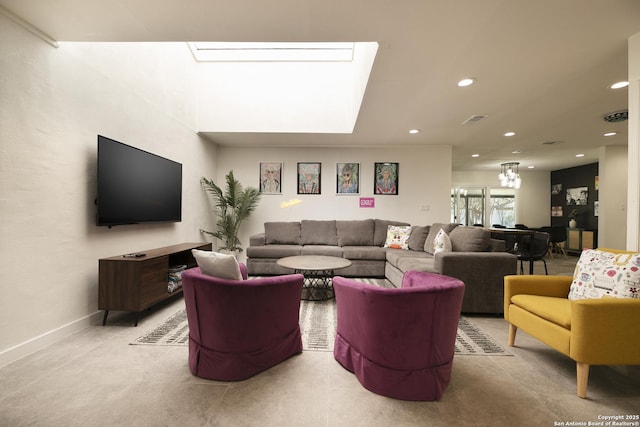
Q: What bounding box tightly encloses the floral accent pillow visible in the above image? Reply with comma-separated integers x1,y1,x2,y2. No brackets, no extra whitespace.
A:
384,225,412,250
433,229,452,254
568,249,640,300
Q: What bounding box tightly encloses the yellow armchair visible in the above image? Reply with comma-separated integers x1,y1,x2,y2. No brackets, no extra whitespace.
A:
504,251,640,398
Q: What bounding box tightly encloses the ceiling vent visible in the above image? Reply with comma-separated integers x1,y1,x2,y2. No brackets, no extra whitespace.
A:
541,140,562,145
603,110,628,122
462,114,488,125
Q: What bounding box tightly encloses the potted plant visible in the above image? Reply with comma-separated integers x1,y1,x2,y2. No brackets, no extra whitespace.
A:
200,171,261,254
568,208,580,228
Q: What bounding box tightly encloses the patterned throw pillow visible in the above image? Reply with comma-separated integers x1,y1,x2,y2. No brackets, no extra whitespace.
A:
568,248,640,300
384,225,412,250
433,229,452,254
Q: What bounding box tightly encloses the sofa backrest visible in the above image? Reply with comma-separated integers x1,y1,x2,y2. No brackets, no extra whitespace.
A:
301,220,338,245
337,219,375,246
449,226,491,252
265,222,301,245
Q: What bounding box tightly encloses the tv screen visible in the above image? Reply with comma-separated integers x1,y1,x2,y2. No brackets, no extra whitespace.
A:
96,135,182,226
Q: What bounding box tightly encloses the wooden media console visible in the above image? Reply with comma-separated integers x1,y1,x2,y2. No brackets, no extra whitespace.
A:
99,242,211,326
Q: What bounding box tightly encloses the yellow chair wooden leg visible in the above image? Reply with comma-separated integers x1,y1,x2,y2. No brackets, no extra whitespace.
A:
577,362,589,398
508,324,517,346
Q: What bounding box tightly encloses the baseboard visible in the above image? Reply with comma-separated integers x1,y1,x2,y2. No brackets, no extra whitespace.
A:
0,311,103,369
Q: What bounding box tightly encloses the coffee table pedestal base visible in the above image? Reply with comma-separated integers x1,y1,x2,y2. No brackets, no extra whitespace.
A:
295,269,336,301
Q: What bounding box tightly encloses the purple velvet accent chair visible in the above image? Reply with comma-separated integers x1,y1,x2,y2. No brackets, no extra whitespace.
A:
332,270,465,401
181,264,304,381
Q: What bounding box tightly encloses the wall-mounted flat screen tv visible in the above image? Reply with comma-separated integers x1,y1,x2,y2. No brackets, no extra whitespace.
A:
96,135,182,226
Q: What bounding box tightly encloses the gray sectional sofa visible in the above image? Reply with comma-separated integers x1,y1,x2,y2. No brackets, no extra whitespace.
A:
246,219,517,314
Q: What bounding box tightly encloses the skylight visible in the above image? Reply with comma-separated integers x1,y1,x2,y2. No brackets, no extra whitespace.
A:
192,42,378,134
188,42,355,62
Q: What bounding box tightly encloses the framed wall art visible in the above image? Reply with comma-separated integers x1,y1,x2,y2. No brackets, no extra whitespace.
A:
336,162,359,195
259,162,282,194
297,162,321,194
566,187,588,206
374,162,398,195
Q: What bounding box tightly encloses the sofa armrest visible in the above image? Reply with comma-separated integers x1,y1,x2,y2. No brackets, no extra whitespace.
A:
434,251,517,313
504,275,573,318
249,233,266,246
435,251,517,277
571,298,640,364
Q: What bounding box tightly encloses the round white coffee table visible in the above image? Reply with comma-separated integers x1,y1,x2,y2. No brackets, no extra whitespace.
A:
277,255,352,300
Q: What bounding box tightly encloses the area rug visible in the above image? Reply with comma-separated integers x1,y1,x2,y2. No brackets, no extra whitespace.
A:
131,277,511,356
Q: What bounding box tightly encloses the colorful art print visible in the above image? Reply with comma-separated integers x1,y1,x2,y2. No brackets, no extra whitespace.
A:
297,162,321,194
374,162,398,195
259,162,283,194
336,163,359,195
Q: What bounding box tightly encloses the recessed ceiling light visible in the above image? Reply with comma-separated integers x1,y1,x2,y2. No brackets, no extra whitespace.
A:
512,150,522,154
604,132,617,137
528,165,535,169
611,81,629,89
409,129,420,134
504,131,516,137
576,154,585,158
471,154,480,158
457,78,476,87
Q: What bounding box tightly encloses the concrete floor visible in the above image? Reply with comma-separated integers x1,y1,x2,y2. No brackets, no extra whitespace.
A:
1,257,639,426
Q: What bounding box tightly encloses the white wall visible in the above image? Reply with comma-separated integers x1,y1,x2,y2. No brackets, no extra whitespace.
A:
453,170,550,228
628,32,640,251
0,17,215,364
212,145,452,260
598,145,628,248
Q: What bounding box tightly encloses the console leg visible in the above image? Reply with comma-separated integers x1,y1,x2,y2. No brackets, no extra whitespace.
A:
102,310,109,326
134,311,141,327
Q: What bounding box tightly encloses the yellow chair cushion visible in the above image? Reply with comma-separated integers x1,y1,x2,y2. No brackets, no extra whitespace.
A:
510,294,571,329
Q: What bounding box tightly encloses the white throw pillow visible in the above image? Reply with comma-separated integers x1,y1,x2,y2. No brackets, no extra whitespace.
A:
568,249,640,300
192,249,242,280
383,225,412,250
433,229,452,254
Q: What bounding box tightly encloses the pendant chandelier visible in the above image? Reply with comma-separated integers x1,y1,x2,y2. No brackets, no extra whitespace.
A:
499,162,521,189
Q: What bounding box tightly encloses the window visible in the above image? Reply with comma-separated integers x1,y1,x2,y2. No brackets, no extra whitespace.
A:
489,188,516,227
451,188,485,226
451,187,516,227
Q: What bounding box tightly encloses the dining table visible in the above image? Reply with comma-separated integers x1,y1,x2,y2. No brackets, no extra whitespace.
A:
487,227,537,274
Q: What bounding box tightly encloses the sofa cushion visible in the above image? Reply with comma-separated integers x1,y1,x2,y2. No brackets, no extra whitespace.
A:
408,225,430,252
191,249,242,280
384,225,412,250
265,222,301,245
301,220,338,246
511,295,571,329
374,219,410,246
300,245,343,257
568,248,640,300
424,223,459,254
433,229,452,254
396,255,437,273
386,248,430,268
449,226,491,252
337,219,374,246
342,246,388,261
246,245,302,259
